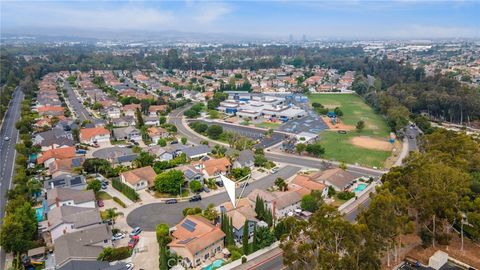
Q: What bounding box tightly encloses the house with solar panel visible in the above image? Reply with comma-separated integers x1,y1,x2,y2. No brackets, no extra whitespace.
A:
168,215,225,268
43,174,86,190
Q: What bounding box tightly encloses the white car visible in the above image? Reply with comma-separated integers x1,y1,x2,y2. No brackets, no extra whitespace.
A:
125,262,134,270
111,232,126,241
4,136,10,141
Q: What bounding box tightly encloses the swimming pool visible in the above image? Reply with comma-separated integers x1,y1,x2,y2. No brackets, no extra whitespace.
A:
202,259,224,270
35,207,44,222
353,183,368,193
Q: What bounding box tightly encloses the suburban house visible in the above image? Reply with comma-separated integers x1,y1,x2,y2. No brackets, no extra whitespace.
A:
144,116,160,126
181,145,212,159
148,105,167,116
37,146,77,168
219,198,259,242
290,174,329,199
47,206,102,242
177,165,204,185
112,126,142,142
46,188,96,212
120,166,157,190
44,174,86,190
111,116,136,127
48,156,85,177
313,168,356,191
247,188,303,219
53,224,112,269
169,215,225,268
123,104,141,117
232,150,255,169
37,105,64,117
147,145,174,161
33,128,75,151
79,127,110,144
147,126,169,143
196,157,231,179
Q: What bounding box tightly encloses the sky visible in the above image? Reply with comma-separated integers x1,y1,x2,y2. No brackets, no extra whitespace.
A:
1,0,479,39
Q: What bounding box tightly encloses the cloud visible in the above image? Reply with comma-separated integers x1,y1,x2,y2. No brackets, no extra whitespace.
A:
2,1,175,31
190,2,233,24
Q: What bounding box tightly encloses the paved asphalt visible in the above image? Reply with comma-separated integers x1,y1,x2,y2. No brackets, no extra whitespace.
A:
405,126,420,151
126,165,301,231
64,81,95,122
0,88,24,270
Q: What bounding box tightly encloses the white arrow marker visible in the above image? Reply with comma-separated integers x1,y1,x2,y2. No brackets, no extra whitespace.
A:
220,174,236,208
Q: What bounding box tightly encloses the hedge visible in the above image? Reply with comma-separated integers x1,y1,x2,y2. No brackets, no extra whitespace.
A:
112,178,140,201
113,197,126,208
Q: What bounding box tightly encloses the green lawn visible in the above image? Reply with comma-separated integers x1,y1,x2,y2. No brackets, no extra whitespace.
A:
255,122,281,129
96,191,112,200
307,94,392,168
308,93,390,137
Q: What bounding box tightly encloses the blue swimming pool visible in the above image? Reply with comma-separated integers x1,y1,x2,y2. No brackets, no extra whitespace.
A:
202,259,224,270
353,183,368,193
35,207,44,222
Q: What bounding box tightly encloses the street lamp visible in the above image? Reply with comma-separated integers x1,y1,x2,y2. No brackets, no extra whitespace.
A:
460,212,467,253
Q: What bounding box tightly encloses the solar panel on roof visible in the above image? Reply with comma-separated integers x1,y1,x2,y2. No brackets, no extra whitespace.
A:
181,220,197,232
52,179,66,187
70,177,83,186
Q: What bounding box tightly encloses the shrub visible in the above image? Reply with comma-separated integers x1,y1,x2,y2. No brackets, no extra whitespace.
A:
113,197,126,208
337,191,355,200
112,178,140,201
98,247,131,262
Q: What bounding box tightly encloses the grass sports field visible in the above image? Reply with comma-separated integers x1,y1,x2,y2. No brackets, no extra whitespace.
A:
307,93,395,168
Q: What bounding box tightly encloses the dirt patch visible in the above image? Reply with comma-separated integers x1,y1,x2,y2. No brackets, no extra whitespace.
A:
322,103,340,109
350,136,393,151
321,116,355,131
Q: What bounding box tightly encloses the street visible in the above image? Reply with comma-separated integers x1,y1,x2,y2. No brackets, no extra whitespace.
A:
63,81,96,122
0,88,24,270
126,165,301,231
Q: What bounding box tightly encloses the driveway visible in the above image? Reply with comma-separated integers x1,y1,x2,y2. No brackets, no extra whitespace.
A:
126,165,301,230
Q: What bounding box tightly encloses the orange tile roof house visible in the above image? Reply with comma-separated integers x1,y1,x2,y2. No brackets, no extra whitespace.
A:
169,215,225,268
147,126,169,143
37,146,77,167
291,174,328,198
36,106,65,116
79,127,110,144
122,104,141,117
148,105,167,116
120,166,156,190
199,157,231,179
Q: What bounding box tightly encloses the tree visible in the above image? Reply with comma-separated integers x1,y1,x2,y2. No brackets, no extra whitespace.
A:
295,143,306,154
87,179,102,193
334,107,343,117
274,177,288,191
202,204,219,221
155,170,185,195
305,143,325,157
132,151,156,168
301,194,321,212
254,154,268,167
252,226,275,252
190,122,208,133
231,167,251,180
158,138,167,147
189,180,203,193
159,116,166,125
135,108,144,128
356,120,365,132
339,161,347,170
242,220,250,255
181,137,187,145
0,201,37,254
206,124,223,139
105,208,123,228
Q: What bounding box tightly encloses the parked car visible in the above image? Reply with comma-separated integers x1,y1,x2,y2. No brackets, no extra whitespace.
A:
189,195,202,202
125,263,134,270
203,186,210,193
112,232,126,241
129,227,142,237
271,167,279,174
216,181,224,187
337,130,347,134
165,199,178,204
240,182,249,188
97,200,104,207
128,236,139,248
101,184,107,190
4,136,10,141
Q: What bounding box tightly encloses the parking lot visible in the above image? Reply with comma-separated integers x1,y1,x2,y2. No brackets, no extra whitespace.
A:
278,110,329,134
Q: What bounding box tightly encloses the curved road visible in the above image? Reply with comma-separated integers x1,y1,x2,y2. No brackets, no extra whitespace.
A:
127,165,301,231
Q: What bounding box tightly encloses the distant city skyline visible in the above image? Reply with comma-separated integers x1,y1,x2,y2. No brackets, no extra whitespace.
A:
1,0,479,39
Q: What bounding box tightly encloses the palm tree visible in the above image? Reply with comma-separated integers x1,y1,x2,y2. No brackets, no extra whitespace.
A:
105,208,123,229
